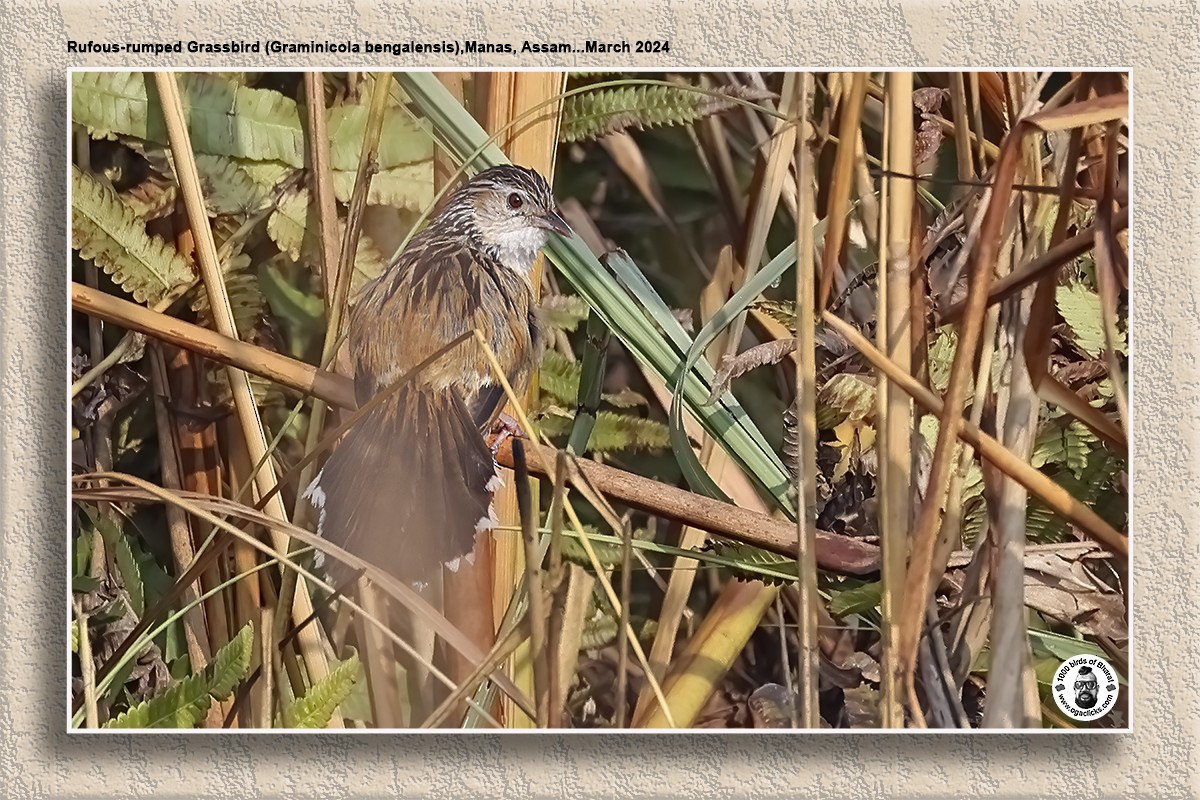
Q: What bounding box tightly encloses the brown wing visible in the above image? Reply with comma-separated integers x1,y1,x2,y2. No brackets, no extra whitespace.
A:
349,234,539,422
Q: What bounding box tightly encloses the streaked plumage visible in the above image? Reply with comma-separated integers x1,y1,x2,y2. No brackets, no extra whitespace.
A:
305,165,569,587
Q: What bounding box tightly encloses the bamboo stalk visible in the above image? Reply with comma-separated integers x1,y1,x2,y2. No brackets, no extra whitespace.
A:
477,70,566,727
791,72,821,728
819,72,868,308
637,580,780,728
879,71,916,727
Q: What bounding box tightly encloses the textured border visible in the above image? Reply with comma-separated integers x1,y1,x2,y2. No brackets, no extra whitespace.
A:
4,1,1198,797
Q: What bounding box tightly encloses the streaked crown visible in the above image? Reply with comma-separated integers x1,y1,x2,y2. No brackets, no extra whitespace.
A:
433,164,570,273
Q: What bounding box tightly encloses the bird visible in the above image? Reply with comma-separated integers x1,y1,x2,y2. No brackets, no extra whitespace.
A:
303,164,571,588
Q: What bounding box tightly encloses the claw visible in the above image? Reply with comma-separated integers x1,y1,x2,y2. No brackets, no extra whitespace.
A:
485,412,524,454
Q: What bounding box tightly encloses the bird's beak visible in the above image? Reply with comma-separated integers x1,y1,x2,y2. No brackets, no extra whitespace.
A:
538,208,573,237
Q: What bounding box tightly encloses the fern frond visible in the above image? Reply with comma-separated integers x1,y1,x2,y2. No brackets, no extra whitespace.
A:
540,409,669,452
702,541,796,586
103,670,211,729
73,71,305,165
189,253,261,336
192,154,271,217
71,165,194,304
73,72,434,171
538,349,582,406
1031,419,1098,479
276,653,361,728
560,83,774,143
817,373,876,429
112,535,144,619
540,294,591,331
753,299,798,330
118,168,176,221
828,580,883,617
331,162,433,210
267,186,387,290
560,525,654,569
205,622,255,701
104,623,252,728
1057,281,1126,358
326,104,434,171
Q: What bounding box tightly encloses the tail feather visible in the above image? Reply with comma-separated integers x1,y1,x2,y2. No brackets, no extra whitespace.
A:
304,384,498,587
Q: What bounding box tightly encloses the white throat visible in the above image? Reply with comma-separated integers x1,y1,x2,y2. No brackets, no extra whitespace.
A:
490,226,549,274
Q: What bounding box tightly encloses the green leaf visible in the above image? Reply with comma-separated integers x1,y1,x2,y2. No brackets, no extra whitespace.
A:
73,72,306,165
113,535,144,618
754,299,797,330
927,329,957,393
276,653,361,728
540,294,591,331
189,254,262,337
104,670,212,729
73,72,434,171
71,165,194,304
237,159,297,189
580,603,620,650
1057,281,1125,358
267,186,388,290
331,162,433,209
72,575,103,594
702,541,798,586
259,258,324,329
326,104,434,171
560,525,654,569
192,154,271,217
538,349,582,405
207,622,255,701
829,581,883,617
1028,631,1123,681
104,622,253,727
817,373,877,428
1031,419,1097,478
540,409,669,453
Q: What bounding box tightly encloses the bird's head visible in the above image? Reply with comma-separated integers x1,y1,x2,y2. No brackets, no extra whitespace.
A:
453,165,572,272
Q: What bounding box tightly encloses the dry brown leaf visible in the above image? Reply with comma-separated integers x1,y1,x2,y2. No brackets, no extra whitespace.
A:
1022,553,1127,640
705,338,797,404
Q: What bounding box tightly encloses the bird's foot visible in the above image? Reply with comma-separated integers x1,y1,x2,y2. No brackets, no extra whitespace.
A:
485,412,524,455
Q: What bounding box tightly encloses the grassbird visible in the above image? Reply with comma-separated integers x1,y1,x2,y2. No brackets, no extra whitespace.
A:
304,165,570,587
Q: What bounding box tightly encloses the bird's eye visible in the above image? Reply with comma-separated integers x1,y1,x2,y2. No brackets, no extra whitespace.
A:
506,192,524,210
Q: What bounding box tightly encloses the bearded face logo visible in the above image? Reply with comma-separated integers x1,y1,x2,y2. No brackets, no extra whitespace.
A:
1074,666,1099,709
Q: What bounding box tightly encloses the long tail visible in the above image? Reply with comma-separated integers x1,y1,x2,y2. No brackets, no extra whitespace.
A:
304,384,499,587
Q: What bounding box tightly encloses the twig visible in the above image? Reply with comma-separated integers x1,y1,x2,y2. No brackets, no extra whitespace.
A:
73,599,99,728
495,440,879,574
545,453,568,728
939,207,1129,324
513,441,550,727
146,343,213,673
615,518,633,728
